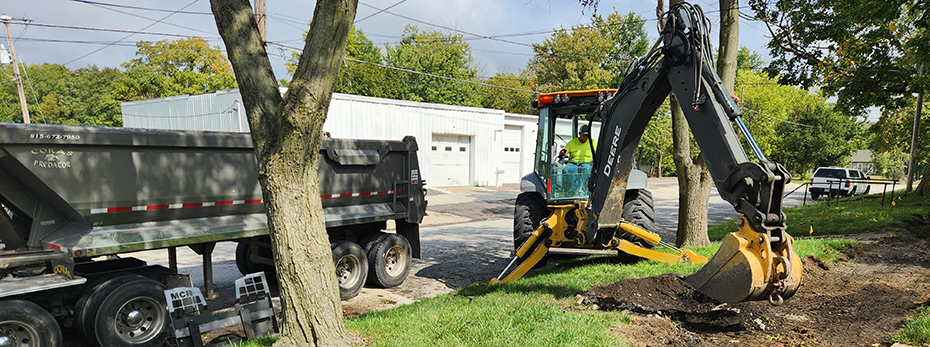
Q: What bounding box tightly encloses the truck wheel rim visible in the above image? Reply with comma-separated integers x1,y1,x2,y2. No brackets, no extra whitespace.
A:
114,296,166,343
337,255,362,287
384,246,408,277
0,320,39,347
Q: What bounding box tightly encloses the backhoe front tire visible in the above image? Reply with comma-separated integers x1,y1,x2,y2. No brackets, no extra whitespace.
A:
514,192,550,269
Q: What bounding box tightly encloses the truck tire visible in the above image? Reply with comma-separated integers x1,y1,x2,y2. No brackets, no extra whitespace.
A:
362,233,411,288
811,192,820,200
74,273,147,344
0,299,62,347
620,190,657,249
513,192,550,268
88,277,170,347
332,241,368,300
236,242,258,275
236,242,278,283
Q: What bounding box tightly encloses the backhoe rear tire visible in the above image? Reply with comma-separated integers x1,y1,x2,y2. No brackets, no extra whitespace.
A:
619,190,656,261
514,192,550,269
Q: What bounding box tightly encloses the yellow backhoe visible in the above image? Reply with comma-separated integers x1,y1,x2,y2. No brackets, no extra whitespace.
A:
491,2,802,305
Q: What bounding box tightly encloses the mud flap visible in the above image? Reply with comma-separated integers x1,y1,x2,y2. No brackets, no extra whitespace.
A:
684,216,802,304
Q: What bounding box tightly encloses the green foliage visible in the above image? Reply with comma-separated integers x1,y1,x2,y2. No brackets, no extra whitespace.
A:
527,11,649,92
639,106,674,176
124,37,237,95
382,25,482,107
480,72,537,114
736,69,864,176
870,148,908,181
736,46,766,73
749,0,930,113
0,64,124,127
0,37,236,127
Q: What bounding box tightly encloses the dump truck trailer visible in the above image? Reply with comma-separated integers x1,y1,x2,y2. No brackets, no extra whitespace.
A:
0,123,425,347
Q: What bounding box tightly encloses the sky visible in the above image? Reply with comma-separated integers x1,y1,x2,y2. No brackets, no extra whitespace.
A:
0,0,776,82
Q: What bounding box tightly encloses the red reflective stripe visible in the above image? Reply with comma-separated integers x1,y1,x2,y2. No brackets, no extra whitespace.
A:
397,190,405,194
245,199,262,204
109,207,132,213
48,243,61,251
215,201,234,206
182,203,203,208
359,192,372,196
147,205,170,210
320,194,333,199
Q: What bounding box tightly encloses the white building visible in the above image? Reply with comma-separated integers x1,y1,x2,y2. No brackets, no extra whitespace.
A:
121,90,601,187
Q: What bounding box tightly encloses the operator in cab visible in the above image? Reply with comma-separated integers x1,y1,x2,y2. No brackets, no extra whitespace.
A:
559,125,596,195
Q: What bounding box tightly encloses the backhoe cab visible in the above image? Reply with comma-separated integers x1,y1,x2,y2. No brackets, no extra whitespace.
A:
492,2,802,306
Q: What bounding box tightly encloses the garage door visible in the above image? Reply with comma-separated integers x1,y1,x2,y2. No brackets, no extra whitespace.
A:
502,125,523,183
431,134,471,186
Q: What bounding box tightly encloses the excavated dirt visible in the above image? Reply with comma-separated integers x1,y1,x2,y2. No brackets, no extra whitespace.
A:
584,224,930,346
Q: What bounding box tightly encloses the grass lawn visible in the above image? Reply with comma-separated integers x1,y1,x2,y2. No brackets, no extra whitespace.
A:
232,189,930,347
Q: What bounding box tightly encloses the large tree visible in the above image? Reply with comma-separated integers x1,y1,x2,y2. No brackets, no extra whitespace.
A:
210,0,357,346
382,25,482,107
124,37,238,95
749,0,930,192
526,10,649,92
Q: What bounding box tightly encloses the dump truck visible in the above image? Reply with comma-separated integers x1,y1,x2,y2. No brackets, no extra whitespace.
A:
493,2,802,306
0,123,425,347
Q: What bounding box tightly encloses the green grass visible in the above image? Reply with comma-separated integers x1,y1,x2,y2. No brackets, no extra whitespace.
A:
347,238,853,347
219,239,853,347
225,190,930,347
896,306,930,345
708,190,930,240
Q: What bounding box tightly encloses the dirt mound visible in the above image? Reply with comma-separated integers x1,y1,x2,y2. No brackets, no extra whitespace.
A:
585,228,930,346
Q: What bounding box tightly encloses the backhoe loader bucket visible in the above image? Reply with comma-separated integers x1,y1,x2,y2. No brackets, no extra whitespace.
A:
684,216,802,304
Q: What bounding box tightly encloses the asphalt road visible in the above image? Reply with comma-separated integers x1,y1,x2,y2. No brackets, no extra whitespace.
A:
63,177,815,346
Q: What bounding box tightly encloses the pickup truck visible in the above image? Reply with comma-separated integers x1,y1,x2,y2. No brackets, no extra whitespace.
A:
808,167,871,199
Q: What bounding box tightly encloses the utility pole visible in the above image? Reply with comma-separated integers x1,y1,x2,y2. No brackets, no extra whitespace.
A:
1,15,31,124
907,63,925,191
254,0,267,42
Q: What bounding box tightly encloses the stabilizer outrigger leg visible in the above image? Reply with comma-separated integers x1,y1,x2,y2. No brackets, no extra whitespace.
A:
490,217,552,285
490,216,707,285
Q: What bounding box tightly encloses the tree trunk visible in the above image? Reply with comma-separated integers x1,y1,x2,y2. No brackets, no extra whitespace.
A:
656,152,663,178
210,0,358,346
916,161,930,195
671,94,713,247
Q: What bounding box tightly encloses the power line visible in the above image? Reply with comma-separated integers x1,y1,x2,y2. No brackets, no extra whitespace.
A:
357,1,533,47
63,0,201,66
77,0,217,36
7,22,220,40
66,0,213,15
355,0,408,24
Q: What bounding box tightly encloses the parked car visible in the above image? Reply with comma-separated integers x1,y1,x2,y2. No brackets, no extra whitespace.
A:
809,167,871,199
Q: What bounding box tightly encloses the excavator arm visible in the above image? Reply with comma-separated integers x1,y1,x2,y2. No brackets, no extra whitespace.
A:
492,2,801,305
589,2,800,304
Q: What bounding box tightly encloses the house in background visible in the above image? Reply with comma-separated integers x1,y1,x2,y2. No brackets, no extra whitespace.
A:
848,150,874,174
